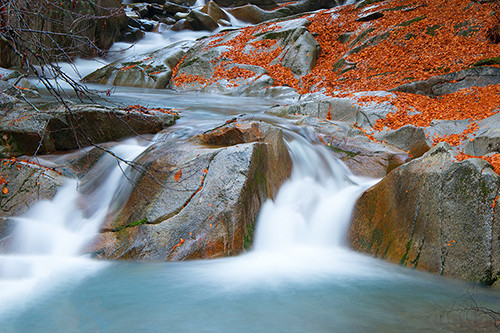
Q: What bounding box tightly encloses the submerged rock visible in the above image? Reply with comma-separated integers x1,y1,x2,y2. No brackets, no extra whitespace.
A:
90,120,292,260
348,143,500,285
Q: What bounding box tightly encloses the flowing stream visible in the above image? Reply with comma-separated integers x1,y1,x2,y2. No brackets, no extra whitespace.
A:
1,10,499,332
0,90,499,332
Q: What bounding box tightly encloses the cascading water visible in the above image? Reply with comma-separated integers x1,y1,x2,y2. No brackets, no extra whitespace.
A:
0,111,498,332
0,139,148,316
254,133,375,252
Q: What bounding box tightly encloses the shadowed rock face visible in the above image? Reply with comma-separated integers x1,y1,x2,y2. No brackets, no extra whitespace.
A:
0,104,177,157
0,161,64,246
348,143,500,285
90,120,292,261
0,0,127,68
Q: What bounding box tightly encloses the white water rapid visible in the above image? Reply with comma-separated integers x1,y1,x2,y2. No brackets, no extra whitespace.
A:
0,139,148,316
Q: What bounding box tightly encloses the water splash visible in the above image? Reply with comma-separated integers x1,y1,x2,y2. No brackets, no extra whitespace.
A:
189,134,379,290
0,139,148,317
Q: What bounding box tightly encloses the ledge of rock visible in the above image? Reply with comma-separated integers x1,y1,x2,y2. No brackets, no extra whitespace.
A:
0,104,177,157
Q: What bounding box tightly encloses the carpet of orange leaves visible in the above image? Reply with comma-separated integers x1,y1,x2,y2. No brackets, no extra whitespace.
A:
303,0,499,172
172,23,299,89
171,0,500,172
456,152,500,174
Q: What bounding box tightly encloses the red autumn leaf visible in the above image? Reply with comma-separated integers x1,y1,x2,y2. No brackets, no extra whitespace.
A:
174,170,182,181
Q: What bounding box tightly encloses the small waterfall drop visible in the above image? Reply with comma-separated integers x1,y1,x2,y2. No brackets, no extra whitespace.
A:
195,133,379,288
253,136,375,252
0,139,148,316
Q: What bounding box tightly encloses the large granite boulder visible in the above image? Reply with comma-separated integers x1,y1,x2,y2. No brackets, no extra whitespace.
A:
172,17,319,94
90,120,292,260
348,143,500,285
83,40,194,89
227,0,346,24
214,0,277,10
0,104,177,157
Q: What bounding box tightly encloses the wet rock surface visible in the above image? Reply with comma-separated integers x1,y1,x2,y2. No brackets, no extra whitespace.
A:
90,119,291,260
0,160,64,244
348,143,500,285
0,104,177,157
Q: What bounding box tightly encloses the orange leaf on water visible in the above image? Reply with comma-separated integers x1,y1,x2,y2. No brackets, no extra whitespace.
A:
174,170,182,181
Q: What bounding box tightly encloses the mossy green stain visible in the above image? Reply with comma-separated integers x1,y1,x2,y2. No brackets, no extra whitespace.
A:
381,241,391,259
398,15,426,27
113,218,147,232
473,57,500,67
368,228,383,252
244,221,255,250
327,145,360,158
356,0,384,9
178,57,200,69
382,5,410,12
426,25,442,36
400,237,413,265
349,28,375,48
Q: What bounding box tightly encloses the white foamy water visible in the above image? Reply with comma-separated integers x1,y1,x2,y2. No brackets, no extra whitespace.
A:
0,139,148,317
185,134,380,290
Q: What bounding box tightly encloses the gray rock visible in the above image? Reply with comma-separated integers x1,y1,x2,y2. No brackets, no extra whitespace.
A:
349,143,500,285
214,0,277,10
201,1,230,23
169,0,197,5
270,96,360,122
164,1,190,15
298,116,412,178
0,160,63,243
84,40,194,89
90,120,292,260
0,79,39,99
464,127,500,156
0,68,23,81
171,18,194,31
187,9,219,31
391,66,500,96
227,4,281,24
0,92,19,112
354,92,398,128
279,28,320,77
0,104,177,157
374,125,431,158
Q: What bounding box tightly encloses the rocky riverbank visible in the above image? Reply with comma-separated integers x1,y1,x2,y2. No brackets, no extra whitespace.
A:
0,0,499,286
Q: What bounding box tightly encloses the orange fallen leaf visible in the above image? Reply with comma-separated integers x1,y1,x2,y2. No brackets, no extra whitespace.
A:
2,187,8,194
174,170,182,181
171,237,185,251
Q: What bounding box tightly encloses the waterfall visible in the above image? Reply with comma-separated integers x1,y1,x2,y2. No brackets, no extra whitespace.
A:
0,139,148,316
192,133,379,289
254,135,376,252
0,119,378,311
